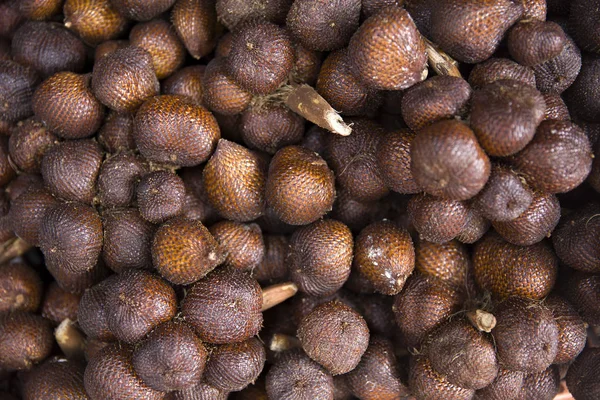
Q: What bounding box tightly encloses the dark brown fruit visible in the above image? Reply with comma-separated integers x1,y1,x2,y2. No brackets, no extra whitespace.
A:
48,260,109,295
137,171,185,223
11,22,86,78
40,281,81,325
63,0,127,45
153,217,223,285
565,272,600,326
97,111,136,153
470,80,546,157
0,1,23,38
0,312,53,370
565,347,600,400
33,72,104,140
553,203,600,273
204,337,266,392
331,189,387,233
407,194,469,244
110,0,176,21
565,53,600,122
345,336,409,400
130,19,185,80
492,191,560,246
209,221,264,272
0,136,15,187
169,381,228,400
215,0,291,30
542,92,570,121
266,145,335,225
287,0,360,51
8,119,58,174
172,0,218,59
515,365,560,400
430,0,523,64
102,208,155,272
544,295,586,364
41,139,104,203
4,188,54,246
456,207,490,244
5,173,44,202
297,300,369,375
509,120,593,193
92,46,159,113
289,219,353,297
401,76,471,131
409,356,475,400
532,35,581,94
39,202,102,274
180,166,219,225
203,139,266,222
570,0,600,52
348,6,427,90
508,21,566,67
290,43,321,86
414,239,471,293
266,349,334,400
328,118,388,202
94,39,130,60
201,57,252,116
182,267,263,344
134,95,220,166
239,104,304,154
227,20,294,95
392,274,464,348
97,153,147,208
474,165,534,222
474,368,525,400
356,294,396,338
252,235,289,284
162,65,206,106
105,269,177,343
0,61,40,123
492,297,559,373
84,343,164,400
316,49,382,117
425,319,498,390
77,275,118,341
22,358,87,400
353,220,414,295
473,233,557,300
133,321,207,392
411,120,490,200
468,58,536,89
0,261,42,314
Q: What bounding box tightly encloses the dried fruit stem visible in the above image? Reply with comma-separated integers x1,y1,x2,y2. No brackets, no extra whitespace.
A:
0,237,31,264
261,282,298,311
424,38,462,78
284,84,352,136
55,318,86,360
269,333,301,352
467,309,496,332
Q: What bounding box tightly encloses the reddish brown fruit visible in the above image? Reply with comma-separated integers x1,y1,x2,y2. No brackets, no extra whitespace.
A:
522,0,546,19
415,239,471,293
508,21,567,67
152,217,223,285
532,35,582,94
203,139,266,222
468,58,536,89
84,344,165,400
290,43,321,86
162,65,205,106
473,233,557,300
226,20,294,95
348,6,426,90
182,267,263,344
543,93,570,121
297,300,369,375
77,275,118,341
252,235,289,284
137,171,185,223
544,295,586,365
18,0,61,20
92,46,159,113
0,136,15,187
0,312,53,370
287,0,360,52
202,57,252,116
133,321,207,392
169,381,228,400
408,194,469,244
41,139,104,204
509,120,593,193
134,95,220,166
11,22,86,78
204,337,266,392
266,145,335,225
39,202,103,274
40,282,81,325
97,153,147,208
8,119,58,174
105,269,177,343
0,61,40,123
209,221,264,272
239,104,305,154
0,261,42,314
63,0,128,45
474,368,525,400
94,39,129,61
353,220,414,295
455,207,490,244
22,358,87,399
110,0,176,21
492,297,559,373
289,219,353,297
553,203,600,273
470,80,546,157
492,191,560,246
9,188,58,246
409,356,475,400
97,111,136,153
565,347,600,400
172,0,218,59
